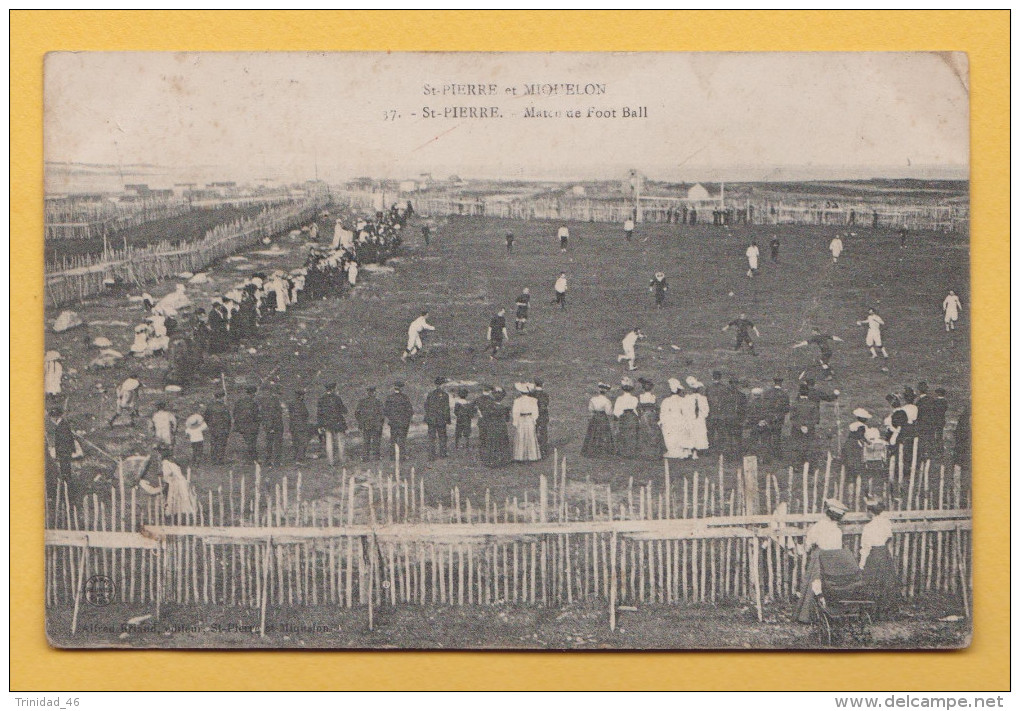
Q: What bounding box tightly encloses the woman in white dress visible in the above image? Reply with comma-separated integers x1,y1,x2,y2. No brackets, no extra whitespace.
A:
511,383,541,462
44,350,63,396
160,451,197,518
659,378,689,459
685,377,710,457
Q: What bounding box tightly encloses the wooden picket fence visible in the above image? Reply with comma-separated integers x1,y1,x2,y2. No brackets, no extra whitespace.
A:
45,446,971,635
397,191,966,232
44,198,328,308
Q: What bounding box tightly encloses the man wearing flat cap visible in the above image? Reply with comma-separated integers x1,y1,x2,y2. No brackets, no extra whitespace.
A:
355,386,384,462
384,381,414,460
424,376,452,460
317,382,348,466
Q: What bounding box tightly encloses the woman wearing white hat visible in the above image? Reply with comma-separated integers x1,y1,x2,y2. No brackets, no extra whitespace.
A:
511,383,541,462
659,379,688,460
685,378,710,458
44,351,63,396
795,497,857,623
847,407,886,476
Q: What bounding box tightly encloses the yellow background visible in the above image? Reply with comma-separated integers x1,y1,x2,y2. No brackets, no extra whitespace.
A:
11,10,1009,691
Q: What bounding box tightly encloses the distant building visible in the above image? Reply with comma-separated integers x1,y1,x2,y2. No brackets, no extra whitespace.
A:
399,180,419,193
570,185,587,197
687,183,711,201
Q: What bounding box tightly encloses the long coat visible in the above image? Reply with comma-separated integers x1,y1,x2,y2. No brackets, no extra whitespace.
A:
317,393,348,432
424,388,452,427
384,393,414,434
355,395,384,433
204,400,232,437
232,395,259,435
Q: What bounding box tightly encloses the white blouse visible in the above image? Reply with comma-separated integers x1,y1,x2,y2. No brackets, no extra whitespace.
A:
588,394,613,415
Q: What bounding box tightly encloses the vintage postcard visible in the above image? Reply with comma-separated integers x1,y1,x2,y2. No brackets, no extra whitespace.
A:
43,51,971,650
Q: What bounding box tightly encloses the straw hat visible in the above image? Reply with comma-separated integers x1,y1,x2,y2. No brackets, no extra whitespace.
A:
852,408,872,419
44,350,61,361
667,378,683,393
824,498,848,515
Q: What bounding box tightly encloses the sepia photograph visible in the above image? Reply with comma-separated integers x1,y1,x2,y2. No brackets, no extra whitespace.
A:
42,51,971,651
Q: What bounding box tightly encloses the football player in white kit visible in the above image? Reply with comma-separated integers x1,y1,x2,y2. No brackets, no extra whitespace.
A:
745,240,760,277
942,290,963,331
402,309,435,362
616,328,644,371
829,234,844,263
856,308,889,359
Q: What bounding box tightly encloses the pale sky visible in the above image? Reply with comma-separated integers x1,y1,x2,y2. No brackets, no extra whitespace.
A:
44,52,969,183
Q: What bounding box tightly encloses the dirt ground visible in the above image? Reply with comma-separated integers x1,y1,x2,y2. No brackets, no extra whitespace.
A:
48,593,970,650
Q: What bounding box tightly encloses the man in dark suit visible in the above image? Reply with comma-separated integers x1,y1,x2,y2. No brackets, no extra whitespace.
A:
258,387,285,467
232,385,260,463
424,376,451,460
317,382,348,465
288,389,311,462
533,378,550,458
705,370,729,450
384,381,414,460
49,408,77,500
355,386,384,461
204,391,232,464
762,377,791,460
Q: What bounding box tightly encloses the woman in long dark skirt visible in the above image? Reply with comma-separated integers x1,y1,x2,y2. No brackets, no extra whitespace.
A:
860,496,901,617
481,388,513,467
636,378,664,460
614,378,640,458
581,383,615,458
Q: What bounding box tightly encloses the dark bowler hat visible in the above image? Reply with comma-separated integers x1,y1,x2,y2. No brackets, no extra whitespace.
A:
435,376,448,386
245,385,258,394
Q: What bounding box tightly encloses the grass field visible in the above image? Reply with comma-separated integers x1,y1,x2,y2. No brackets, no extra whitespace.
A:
46,210,969,507
43,206,971,648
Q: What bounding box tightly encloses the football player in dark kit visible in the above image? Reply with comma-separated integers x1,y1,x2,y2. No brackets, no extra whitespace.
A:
722,313,760,355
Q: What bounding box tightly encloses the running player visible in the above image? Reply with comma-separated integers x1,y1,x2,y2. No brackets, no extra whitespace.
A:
616,328,644,371
723,314,760,355
401,309,435,362
942,290,963,332
856,308,889,359
793,327,844,380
